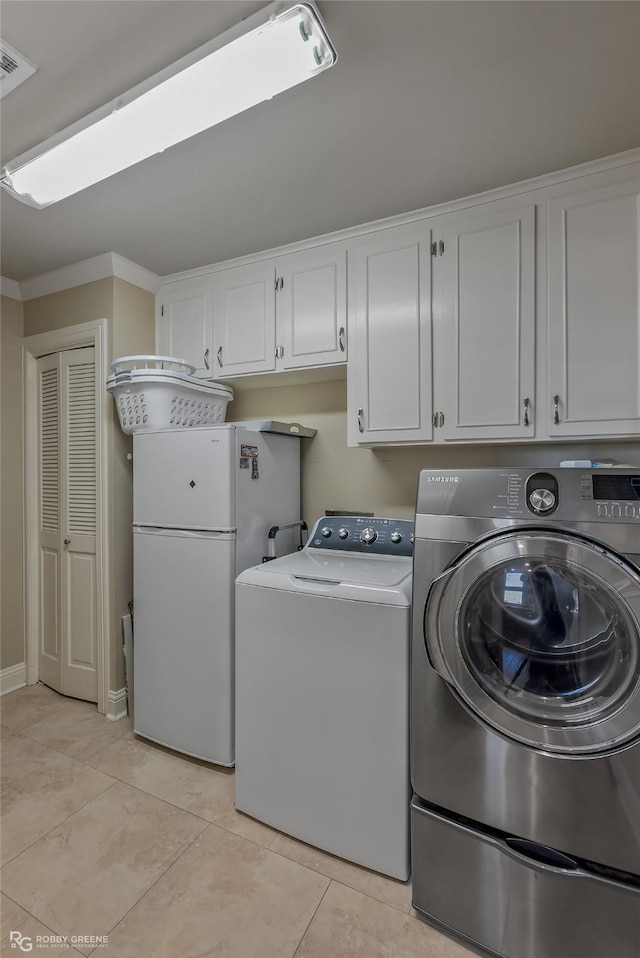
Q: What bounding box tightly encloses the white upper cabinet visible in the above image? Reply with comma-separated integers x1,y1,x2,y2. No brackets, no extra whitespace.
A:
278,246,347,370
156,277,213,377
547,177,640,437
347,223,433,445
212,243,347,377
435,203,536,441
212,262,277,376
156,151,640,445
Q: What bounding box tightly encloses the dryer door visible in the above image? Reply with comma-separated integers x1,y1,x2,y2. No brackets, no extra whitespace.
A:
425,530,640,754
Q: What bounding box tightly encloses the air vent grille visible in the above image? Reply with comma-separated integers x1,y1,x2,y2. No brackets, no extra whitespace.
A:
0,39,36,98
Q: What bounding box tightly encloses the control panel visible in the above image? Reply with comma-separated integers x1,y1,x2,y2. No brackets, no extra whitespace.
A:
308,516,414,556
416,468,640,524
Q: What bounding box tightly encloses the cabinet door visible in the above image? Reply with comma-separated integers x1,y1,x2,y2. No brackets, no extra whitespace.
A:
548,179,640,437
157,278,213,377
347,224,433,445
437,204,536,441
212,263,276,376
276,244,347,369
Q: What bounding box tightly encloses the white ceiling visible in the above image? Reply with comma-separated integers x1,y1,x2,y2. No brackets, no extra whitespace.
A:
1,1,639,282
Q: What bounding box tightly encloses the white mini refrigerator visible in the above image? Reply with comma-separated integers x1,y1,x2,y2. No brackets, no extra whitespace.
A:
132,424,301,766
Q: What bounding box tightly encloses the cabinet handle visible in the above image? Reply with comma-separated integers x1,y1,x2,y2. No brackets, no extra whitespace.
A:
432,412,438,428
204,348,210,371
357,408,365,433
64,538,71,545
523,397,530,427
553,394,560,425
438,411,444,428
217,346,223,368
339,327,346,352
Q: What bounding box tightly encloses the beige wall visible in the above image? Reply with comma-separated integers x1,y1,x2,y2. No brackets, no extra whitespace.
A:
21,278,155,696
23,279,114,336
111,279,155,690
1,296,25,671
229,378,640,525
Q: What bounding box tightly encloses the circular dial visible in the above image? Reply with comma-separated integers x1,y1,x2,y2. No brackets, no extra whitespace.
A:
360,527,378,544
338,528,349,539
390,531,402,543
529,489,557,513
320,526,332,538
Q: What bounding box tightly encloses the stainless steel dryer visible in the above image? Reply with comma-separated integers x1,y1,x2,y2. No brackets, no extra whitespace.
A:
411,468,640,958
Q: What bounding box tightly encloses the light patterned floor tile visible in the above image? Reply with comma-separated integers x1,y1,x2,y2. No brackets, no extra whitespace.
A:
0,892,29,937
294,881,476,958
1,781,206,956
85,732,201,799
164,764,277,847
21,702,130,761
270,833,412,913
0,684,71,732
104,823,330,958
1,733,114,865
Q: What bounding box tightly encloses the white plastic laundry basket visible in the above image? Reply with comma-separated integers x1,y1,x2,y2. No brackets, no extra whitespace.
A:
107,356,233,434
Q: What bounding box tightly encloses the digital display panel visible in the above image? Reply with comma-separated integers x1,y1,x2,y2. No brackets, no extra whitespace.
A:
592,475,640,502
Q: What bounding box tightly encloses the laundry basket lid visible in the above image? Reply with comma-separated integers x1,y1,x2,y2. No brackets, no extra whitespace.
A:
110,355,196,376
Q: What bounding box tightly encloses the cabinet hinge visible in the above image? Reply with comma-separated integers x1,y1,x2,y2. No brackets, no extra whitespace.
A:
160,305,164,316
275,276,284,291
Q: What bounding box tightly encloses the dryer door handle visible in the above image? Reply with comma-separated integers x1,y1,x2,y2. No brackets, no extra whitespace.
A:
423,566,459,681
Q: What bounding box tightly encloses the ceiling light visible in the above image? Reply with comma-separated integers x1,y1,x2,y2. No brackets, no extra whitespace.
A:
0,1,336,209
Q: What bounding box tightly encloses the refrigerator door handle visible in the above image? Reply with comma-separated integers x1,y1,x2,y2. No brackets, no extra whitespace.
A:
133,525,236,539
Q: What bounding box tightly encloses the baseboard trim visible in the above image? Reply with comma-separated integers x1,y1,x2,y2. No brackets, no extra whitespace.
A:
105,687,128,722
1,663,27,695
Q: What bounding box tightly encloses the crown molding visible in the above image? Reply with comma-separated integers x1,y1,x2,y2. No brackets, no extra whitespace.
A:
17,252,161,302
1,276,22,300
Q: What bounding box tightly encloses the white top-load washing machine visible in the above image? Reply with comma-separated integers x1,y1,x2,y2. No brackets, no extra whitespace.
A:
235,515,414,881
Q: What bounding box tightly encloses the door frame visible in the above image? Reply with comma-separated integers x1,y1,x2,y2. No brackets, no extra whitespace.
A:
23,319,110,715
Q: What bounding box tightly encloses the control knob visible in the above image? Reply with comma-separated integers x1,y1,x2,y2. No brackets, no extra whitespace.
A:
338,528,350,539
320,526,332,538
390,531,402,543
529,489,556,514
360,527,378,544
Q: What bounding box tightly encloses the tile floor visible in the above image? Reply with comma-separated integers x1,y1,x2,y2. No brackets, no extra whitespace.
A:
1,684,476,958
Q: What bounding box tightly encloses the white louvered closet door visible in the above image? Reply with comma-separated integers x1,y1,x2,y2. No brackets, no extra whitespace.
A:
37,347,98,701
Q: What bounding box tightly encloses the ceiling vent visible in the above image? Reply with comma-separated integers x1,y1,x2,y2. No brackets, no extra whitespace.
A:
0,39,37,98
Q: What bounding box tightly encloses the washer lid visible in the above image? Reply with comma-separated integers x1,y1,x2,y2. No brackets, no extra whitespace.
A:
237,550,413,606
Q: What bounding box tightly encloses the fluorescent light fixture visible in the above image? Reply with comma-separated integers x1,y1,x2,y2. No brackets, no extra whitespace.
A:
1,1,336,208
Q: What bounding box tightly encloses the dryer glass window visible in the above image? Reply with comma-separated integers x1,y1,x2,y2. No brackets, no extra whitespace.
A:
458,557,640,727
